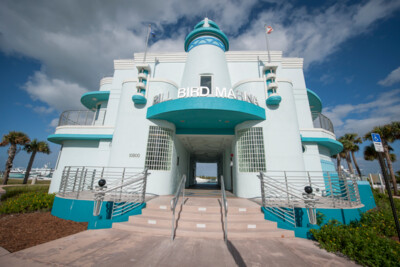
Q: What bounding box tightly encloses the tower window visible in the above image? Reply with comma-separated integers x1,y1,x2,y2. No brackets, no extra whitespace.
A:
200,75,212,94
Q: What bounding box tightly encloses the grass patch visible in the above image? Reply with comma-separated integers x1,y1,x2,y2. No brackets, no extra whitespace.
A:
0,184,54,214
0,178,51,185
0,191,55,214
1,185,50,201
311,190,400,266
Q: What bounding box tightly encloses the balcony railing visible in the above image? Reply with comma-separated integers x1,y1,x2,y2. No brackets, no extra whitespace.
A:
58,110,106,127
312,112,334,133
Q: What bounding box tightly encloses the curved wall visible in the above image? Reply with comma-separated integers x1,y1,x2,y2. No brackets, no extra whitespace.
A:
181,42,231,95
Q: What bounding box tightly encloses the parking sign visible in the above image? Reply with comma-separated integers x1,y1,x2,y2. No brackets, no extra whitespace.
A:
371,133,384,152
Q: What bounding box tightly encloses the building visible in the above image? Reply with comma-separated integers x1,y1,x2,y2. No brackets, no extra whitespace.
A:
49,19,374,235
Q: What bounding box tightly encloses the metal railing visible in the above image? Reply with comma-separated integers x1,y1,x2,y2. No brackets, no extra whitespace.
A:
258,171,362,227
171,174,186,241
220,176,228,243
312,112,334,133
59,166,144,198
93,169,148,218
58,110,107,127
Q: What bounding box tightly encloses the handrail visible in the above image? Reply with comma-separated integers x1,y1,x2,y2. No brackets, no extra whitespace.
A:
58,109,107,127
312,112,334,133
220,176,228,243
258,170,362,227
93,169,149,217
170,174,186,241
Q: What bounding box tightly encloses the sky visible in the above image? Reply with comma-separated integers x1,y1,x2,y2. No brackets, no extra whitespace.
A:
0,0,400,176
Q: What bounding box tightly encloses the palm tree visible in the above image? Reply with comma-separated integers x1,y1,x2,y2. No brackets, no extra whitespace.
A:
332,150,346,176
364,143,396,186
338,136,355,175
344,133,363,177
0,131,30,185
364,121,400,195
23,139,51,184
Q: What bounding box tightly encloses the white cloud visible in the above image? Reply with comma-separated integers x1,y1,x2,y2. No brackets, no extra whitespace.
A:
0,0,399,111
49,118,59,128
378,66,400,86
24,71,87,111
323,89,400,136
33,106,54,114
231,0,400,68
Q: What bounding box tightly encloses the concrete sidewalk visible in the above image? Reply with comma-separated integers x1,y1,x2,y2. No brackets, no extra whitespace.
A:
0,228,357,267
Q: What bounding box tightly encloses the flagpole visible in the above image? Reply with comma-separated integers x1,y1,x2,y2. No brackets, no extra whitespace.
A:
143,24,151,63
264,24,271,63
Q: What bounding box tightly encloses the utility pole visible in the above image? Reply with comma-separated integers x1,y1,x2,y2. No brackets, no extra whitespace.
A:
373,133,400,240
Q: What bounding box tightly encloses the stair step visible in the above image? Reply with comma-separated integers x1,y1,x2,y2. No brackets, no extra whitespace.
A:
228,229,295,239
141,209,266,222
113,221,294,239
128,216,278,231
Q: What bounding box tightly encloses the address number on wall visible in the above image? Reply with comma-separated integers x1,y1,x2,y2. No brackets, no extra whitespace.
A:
129,153,140,158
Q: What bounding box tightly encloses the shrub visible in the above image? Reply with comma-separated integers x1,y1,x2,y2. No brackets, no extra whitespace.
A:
311,190,400,266
311,220,400,266
1,185,49,201
0,191,55,214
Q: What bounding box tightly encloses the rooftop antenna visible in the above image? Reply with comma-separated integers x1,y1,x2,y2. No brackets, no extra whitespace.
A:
264,24,273,63
143,24,151,63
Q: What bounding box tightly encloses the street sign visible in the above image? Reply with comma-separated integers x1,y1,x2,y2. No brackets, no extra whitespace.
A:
371,133,384,152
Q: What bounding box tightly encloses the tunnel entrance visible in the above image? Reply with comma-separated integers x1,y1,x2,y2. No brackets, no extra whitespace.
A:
177,134,234,191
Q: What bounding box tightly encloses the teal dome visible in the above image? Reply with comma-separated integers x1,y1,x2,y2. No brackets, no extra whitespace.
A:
184,18,229,52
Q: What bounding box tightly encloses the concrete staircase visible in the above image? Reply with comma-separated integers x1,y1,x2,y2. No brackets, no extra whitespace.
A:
113,195,295,239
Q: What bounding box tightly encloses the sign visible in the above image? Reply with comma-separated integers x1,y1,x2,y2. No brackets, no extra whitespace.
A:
177,87,259,106
371,133,384,152
129,153,140,158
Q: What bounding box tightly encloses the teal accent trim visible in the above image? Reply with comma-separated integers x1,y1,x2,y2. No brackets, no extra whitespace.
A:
187,36,226,52
301,137,343,155
81,91,110,110
48,134,113,144
266,95,282,106
185,27,229,52
51,196,145,229
176,128,235,135
132,94,147,104
307,88,322,114
262,182,375,239
194,19,220,30
358,181,376,211
147,97,265,129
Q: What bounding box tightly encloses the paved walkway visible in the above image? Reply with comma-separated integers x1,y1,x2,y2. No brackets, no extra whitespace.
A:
0,228,357,266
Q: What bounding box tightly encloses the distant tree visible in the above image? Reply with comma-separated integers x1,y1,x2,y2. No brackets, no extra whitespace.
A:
338,136,355,175
23,139,51,184
344,133,363,177
332,150,346,176
0,131,30,185
364,121,400,195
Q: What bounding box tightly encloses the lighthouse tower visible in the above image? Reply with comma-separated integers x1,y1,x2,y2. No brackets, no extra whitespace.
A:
181,18,231,94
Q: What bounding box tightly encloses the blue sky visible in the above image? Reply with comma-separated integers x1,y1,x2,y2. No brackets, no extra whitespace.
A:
0,0,400,175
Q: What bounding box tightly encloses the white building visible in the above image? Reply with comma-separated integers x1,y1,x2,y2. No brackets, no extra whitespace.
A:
49,18,342,198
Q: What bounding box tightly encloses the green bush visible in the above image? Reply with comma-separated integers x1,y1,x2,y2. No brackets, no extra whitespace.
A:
311,190,400,266
0,191,55,214
1,185,50,201
0,178,51,185
311,220,400,266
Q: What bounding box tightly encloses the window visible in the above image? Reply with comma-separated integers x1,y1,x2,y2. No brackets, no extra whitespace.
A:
237,127,266,172
145,126,173,170
200,75,212,94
